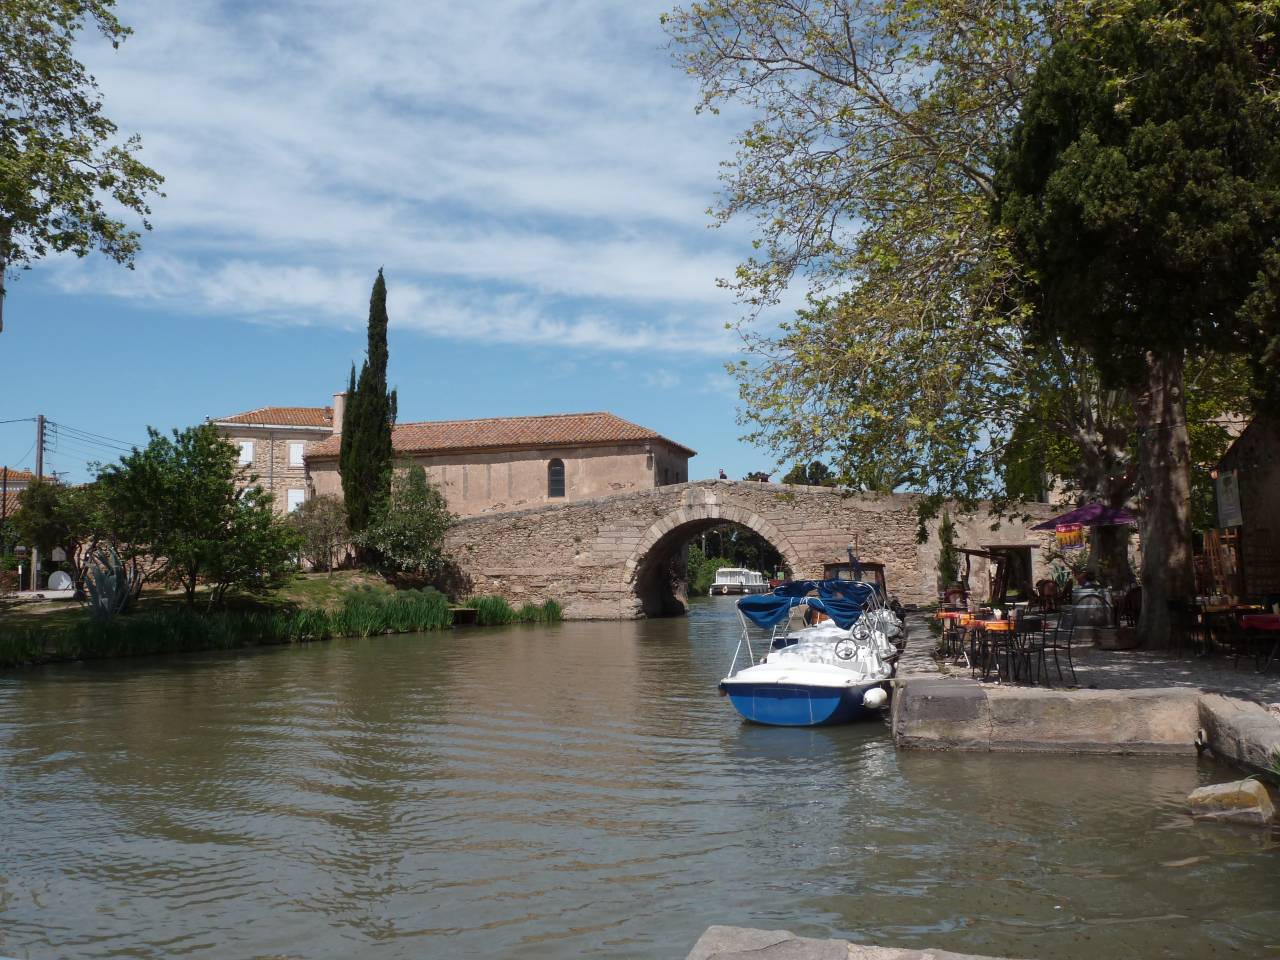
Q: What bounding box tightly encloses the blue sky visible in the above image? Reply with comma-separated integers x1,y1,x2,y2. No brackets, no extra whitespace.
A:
0,0,800,484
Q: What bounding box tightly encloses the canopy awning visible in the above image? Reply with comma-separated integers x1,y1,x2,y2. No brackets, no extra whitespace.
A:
737,580,877,629
1031,503,1136,530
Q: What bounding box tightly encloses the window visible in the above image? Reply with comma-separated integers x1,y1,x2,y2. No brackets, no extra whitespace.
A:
287,488,305,513
288,441,305,467
238,440,254,465
547,458,565,498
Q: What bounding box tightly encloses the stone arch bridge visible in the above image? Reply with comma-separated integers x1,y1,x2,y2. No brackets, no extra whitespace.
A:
445,479,1056,619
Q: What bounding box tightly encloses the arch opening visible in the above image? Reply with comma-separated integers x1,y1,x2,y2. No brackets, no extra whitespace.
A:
629,518,795,618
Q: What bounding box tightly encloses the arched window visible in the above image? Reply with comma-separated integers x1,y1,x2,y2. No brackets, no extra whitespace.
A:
547,458,565,498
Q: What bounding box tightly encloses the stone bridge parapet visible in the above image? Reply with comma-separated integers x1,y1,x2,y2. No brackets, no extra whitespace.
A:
444,479,1057,619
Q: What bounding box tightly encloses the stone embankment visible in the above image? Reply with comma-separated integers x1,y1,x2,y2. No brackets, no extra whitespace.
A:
687,926,1022,960
892,614,1280,774
892,674,1280,775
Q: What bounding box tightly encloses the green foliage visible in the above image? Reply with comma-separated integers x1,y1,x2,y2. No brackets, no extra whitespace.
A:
937,511,960,587
0,587,456,667
339,270,397,534
96,423,300,606
289,494,348,572
781,461,836,487
464,595,562,625
331,586,452,637
687,543,733,597
82,543,130,621
665,1,1149,523
0,0,164,333
357,463,453,578
9,478,94,582
465,595,517,626
996,0,1280,390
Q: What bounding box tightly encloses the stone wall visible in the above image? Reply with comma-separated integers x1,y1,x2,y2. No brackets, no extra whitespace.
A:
309,440,690,518
444,479,1058,619
214,425,332,514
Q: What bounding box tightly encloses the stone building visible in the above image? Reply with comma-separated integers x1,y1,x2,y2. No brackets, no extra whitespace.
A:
307,410,695,517
211,397,695,517
209,405,336,513
1215,416,1280,598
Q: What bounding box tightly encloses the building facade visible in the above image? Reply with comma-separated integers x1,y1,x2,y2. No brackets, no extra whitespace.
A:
211,399,695,518
209,404,337,514
1215,417,1280,598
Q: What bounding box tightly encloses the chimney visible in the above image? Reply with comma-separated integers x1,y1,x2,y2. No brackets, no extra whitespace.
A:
332,391,347,434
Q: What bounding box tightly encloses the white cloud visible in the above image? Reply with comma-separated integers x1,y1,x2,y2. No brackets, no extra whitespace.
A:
55,0,762,354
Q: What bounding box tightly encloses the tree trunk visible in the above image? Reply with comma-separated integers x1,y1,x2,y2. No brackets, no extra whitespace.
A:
1089,520,1134,587
1134,350,1195,649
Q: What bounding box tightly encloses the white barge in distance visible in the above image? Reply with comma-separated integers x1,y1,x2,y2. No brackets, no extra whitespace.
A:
709,568,769,596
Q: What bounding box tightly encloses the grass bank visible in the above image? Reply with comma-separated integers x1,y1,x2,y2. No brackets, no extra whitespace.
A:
1,577,563,669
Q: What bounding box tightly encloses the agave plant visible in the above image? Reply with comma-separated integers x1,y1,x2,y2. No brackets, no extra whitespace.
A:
82,544,132,622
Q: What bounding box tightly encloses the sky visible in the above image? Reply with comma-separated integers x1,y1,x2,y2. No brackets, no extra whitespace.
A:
0,0,800,484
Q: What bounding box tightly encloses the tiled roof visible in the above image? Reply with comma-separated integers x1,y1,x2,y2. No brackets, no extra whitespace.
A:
0,467,36,484
213,406,333,428
307,412,696,459
1,489,20,518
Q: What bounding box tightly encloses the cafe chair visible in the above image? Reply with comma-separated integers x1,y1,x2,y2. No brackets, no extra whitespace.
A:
1013,612,1049,685
1042,611,1078,687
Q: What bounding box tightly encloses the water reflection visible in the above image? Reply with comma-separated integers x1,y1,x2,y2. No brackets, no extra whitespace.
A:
0,600,1276,959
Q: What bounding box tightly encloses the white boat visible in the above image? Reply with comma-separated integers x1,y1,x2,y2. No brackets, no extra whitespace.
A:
718,579,904,726
709,567,769,596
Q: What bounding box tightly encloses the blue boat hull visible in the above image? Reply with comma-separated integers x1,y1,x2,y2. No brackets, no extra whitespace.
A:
721,680,888,726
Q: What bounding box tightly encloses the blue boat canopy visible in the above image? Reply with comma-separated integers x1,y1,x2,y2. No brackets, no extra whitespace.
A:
736,579,878,629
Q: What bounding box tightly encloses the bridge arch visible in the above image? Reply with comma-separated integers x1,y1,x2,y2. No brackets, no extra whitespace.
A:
622,493,804,617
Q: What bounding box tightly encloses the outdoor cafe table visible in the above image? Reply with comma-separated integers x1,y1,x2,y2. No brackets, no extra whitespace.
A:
1240,614,1280,672
970,618,1014,680
936,611,967,658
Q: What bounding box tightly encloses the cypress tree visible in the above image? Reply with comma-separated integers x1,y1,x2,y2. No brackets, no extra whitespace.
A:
339,270,397,534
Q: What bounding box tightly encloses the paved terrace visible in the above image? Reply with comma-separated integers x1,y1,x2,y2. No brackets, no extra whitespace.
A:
900,613,1280,703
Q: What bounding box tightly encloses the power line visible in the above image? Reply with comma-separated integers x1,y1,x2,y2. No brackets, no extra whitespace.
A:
47,432,130,458
47,420,138,450
4,439,36,469
0,417,36,426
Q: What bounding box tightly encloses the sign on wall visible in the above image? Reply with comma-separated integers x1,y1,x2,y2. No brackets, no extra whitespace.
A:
1055,523,1084,550
1216,469,1243,528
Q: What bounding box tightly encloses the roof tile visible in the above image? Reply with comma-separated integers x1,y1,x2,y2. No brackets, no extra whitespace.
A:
214,406,333,428
308,412,695,459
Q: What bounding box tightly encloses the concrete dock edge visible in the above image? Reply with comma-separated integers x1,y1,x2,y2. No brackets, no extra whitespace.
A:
687,925,1026,960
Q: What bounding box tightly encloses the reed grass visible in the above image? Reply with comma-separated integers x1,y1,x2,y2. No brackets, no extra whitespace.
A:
1,588,565,668
467,596,563,625
0,586,455,668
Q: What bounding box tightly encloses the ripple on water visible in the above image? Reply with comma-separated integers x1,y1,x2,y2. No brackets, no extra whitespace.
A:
0,606,1277,959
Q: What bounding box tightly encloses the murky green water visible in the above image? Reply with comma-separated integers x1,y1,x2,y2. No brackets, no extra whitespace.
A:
1,598,1276,959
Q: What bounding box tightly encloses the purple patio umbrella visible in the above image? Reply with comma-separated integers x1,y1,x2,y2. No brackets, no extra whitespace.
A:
1031,503,1137,530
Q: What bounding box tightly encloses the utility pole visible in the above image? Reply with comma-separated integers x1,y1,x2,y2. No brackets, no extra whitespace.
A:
30,415,43,591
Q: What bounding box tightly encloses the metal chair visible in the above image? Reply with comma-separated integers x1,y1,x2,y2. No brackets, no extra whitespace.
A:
1042,611,1078,686
1012,612,1049,685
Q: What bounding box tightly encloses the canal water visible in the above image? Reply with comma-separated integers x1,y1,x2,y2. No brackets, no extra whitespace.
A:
1,599,1276,960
